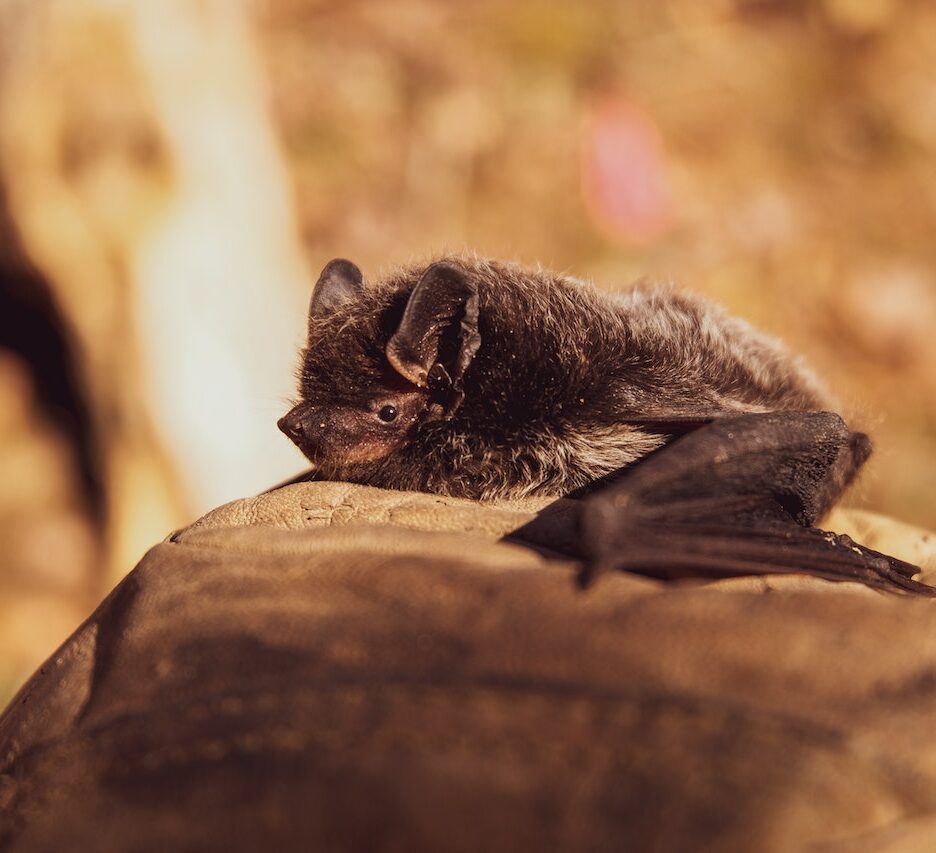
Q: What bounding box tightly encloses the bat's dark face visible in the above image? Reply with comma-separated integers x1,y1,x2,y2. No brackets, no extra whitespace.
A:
278,259,438,475
278,368,428,471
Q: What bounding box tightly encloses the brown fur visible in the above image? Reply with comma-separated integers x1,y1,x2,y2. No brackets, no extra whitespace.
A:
282,255,830,500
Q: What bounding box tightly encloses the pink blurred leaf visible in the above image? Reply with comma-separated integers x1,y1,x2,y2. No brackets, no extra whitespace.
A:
581,98,674,243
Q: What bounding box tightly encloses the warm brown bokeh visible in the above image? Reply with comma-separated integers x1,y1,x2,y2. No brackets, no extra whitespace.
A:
0,0,934,701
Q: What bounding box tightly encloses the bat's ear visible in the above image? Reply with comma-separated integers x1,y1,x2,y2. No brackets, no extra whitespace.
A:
386,261,481,396
310,259,365,319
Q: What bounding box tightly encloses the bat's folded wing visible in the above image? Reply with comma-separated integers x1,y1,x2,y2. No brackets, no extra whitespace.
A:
580,411,936,596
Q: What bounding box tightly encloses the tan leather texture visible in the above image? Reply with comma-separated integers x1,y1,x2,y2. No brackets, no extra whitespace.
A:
2,482,936,851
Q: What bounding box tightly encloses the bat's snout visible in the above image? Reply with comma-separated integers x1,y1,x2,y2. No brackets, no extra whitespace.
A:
278,409,308,445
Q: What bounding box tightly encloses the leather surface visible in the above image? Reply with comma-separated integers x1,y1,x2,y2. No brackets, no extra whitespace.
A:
2,482,936,851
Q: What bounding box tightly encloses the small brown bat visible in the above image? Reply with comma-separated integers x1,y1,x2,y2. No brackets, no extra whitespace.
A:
279,255,933,595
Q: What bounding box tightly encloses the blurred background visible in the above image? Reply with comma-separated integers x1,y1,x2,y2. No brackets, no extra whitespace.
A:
1,0,934,702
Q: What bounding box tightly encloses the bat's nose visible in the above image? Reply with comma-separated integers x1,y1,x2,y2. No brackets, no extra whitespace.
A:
278,411,307,444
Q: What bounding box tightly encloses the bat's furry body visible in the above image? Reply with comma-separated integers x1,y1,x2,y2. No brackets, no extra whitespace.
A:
284,255,828,501
280,254,934,595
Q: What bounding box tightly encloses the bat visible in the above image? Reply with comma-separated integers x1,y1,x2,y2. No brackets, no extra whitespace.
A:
279,255,934,595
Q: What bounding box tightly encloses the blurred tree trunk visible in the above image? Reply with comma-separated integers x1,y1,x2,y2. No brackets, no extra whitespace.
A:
0,0,309,594
0,0,186,586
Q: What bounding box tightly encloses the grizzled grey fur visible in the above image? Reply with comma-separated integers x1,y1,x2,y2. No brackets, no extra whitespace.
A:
279,255,829,501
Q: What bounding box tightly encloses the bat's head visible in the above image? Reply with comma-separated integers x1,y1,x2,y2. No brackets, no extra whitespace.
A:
279,258,482,479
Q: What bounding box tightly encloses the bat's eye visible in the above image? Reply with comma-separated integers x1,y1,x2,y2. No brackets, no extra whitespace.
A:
377,404,398,423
